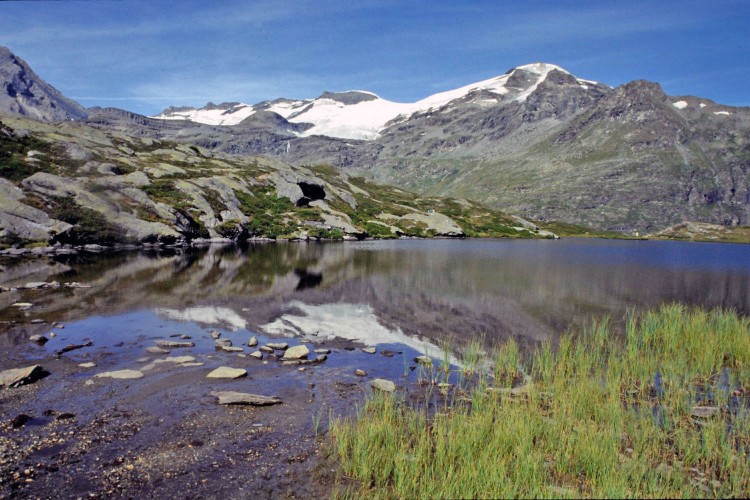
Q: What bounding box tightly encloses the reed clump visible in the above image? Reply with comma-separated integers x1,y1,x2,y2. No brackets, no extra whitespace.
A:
329,304,750,498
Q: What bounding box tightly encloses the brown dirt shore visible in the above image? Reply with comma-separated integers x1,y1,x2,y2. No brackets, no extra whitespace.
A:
0,328,395,499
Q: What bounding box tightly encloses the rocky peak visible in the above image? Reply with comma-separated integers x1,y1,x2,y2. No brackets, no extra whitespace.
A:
0,45,88,122
317,91,379,105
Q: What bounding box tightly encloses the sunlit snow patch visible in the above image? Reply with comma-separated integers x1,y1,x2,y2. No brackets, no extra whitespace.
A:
261,301,454,360
714,111,731,116
672,100,688,109
156,306,247,330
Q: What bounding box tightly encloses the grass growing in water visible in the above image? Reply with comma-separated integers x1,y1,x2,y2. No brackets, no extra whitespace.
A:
329,304,750,498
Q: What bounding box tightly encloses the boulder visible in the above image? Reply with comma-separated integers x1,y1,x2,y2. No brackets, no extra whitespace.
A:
0,365,45,388
282,345,309,360
371,378,396,393
247,336,258,347
266,342,289,350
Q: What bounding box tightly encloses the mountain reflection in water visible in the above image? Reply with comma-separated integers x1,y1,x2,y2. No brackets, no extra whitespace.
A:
1,239,749,350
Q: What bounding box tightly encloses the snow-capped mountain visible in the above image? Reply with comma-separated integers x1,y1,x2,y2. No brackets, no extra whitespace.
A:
152,63,604,140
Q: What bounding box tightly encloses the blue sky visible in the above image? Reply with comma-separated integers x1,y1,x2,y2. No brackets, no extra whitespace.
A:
1,0,748,115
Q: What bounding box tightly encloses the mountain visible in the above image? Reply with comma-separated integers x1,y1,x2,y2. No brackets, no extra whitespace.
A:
153,63,607,141
145,63,750,233
1,112,552,253
1,44,747,235
0,46,88,122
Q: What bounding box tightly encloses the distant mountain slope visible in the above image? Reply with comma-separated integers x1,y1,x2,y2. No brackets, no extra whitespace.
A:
0,46,88,122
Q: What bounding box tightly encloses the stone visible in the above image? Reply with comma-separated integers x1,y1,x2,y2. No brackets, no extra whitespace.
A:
362,347,376,354
414,355,433,366
215,338,232,348
248,336,258,347
146,346,170,354
371,378,396,392
30,319,45,324
212,391,281,406
49,332,56,338
158,356,196,364
0,365,45,388
180,362,204,367
314,348,331,354
259,345,274,353
314,354,328,363
56,341,93,356
266,342,289,350
29,335,48,344
298,367,306,372
355,369,367,377
11,302,33,309
206,367,247,379
220,346,244,353
78,362,96,368
692,406,720,419
155,340,195,348
11,414,32,428
210,330,221,339
282,345,309,360
250,351,263,359
94,370,144,380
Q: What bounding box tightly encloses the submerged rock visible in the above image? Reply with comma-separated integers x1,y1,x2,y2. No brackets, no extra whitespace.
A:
146,346,170,354
206,367,247,379
155,340,195,348
212,391,282,406
314,348,331,355
94,369,144,380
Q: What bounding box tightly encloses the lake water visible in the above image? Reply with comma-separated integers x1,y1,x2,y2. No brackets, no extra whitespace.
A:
2,238,749,356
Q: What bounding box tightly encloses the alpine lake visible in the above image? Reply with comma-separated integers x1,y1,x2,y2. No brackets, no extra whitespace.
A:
1,238,749,497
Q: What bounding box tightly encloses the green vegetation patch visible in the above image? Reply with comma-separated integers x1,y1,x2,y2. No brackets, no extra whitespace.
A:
0,121,54,182
50,196,127,245
330,304,750,498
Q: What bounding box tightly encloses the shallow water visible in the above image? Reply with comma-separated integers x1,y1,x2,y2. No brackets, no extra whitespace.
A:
1,238,749,355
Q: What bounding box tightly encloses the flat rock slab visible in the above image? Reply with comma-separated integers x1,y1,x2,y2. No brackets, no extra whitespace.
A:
146,346,170,354
362,347,376,354
220,346,244,353
266,342,289,350
78,362,97,368
155,340,195,348
371,378,396,392
250,351,263,359
314,348,331,354
94,370,144,380
0,365,45,388
212,391,282,406
282,345,309,360
156,356,196,364
692,406,720,418
206,367,247,379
